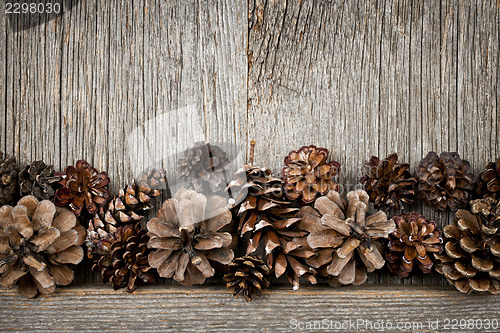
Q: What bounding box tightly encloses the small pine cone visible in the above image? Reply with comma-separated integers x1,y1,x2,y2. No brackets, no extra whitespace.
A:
0,196,86,298
178,142,232,195
386,213,443,278
55,160,110,217
434,197,500,294
416,152,475,211
282,145,340,204
86,169,166,258
298,190,395,287
92,223,153,292
0,152,18,206
86,217,117,258
224,256,270,301
359,153,416,211
99,169,166,226
476,157,500,200
147,189,234,285
19,161,61,201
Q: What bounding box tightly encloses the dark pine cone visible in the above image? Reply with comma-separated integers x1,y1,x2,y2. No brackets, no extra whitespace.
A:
360,153,416,211
227,163,315,289
92,223,153,292
224,256,270,301
386,213,443,278
434,197,500,294
0,152,18,206
282,145,340,204
19,161,61,201
416,152,475,211
54,160,110,217
476,157,500,200
178,142,232,195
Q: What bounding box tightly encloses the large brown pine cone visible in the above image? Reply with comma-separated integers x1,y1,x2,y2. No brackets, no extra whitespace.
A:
386,213,443,278
298,190,395,286
359,153,416,211
147,189,234,285
92,223,153,293
240,188,317,289
19,161,61,201
416,152,475,211
227,163,315,289
224,256,270,301
434,198,500,294
476,157,500,200
177,142,232,195
0,152,18,206
55,160,110,217
0,196,85,298
282,145,340,204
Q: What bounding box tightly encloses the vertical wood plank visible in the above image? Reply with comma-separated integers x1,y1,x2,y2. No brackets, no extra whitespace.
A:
58,0,246,281
376,0,412,285
0,8,5,153
4,2,62,167
247,0,499,285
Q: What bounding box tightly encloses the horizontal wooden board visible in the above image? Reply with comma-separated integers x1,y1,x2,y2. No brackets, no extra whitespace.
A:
0,285,499,332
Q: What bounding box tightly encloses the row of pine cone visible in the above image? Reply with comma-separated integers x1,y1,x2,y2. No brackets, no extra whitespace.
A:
0,144,498,300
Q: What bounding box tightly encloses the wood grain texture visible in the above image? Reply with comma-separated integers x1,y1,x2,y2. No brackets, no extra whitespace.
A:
59,0,246,193
4,1,63,167
248,0,499,286
0,284,499,332
0,0,498,288
0,8,5,153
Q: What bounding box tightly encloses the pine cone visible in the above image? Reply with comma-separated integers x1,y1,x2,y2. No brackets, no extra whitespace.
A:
282,145,340,204
0,152,18,206
476,157,500,200
19,161,61,201
86,169,166,257
386,213,443,278
147,189,234,285
359,153,416,211
434,197,500,294
244,204,317,289
298,190,395,286
226,163,315,289
92,223,153,292
54,160,110,217
178,142,232,194
416,152,475,211
0,196,85,298
224,256,270,301
226,164,291,235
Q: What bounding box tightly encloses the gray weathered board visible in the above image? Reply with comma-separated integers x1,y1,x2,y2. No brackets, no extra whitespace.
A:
0,0,499,331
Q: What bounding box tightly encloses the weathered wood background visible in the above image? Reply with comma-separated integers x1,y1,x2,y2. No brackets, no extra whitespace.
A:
0,0,499,330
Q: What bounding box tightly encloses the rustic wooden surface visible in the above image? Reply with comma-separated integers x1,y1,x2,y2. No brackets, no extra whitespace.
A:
0,284,498,332
0,0,499,329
